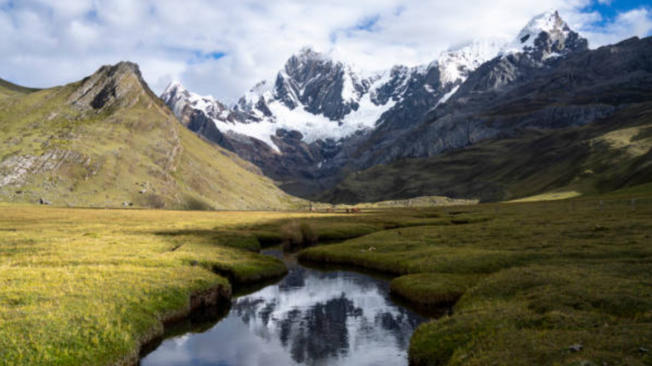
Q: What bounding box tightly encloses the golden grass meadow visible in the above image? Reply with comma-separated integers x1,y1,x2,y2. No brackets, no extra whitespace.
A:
1,192,652,366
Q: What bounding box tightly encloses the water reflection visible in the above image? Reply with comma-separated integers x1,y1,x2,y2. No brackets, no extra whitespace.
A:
141,249,428,366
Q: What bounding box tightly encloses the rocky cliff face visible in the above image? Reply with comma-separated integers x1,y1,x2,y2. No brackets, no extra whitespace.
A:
69,62,154,112
274,47,366,120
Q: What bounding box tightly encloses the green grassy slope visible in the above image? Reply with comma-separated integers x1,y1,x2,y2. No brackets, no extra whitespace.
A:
0,64,302,210
321,101,652,203
0,78,39,98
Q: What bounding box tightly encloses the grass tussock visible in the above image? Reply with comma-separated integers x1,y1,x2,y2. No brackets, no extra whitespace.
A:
390,273,483,307
280,220,319,250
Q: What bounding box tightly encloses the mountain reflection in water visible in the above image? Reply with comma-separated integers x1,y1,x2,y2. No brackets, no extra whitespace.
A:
140,249,428,366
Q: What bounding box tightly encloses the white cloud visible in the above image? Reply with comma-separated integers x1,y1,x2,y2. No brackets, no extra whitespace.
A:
581,8,652,47
0,0,650,103
618,9,652,37
65,20,100,49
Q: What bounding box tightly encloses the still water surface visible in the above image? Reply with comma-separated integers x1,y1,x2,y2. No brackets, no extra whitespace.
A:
140,248,431,366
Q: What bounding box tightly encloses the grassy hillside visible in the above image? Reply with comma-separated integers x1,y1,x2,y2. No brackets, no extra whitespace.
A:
0,64,301,210
321,101,652,203
0,78,39,98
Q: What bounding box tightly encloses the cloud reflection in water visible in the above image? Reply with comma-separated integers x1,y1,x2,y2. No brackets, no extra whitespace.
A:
141,255,427,366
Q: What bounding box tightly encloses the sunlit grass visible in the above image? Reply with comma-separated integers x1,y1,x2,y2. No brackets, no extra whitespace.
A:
507,190,582,202
0,204,453,365
300,198,652,365
2,196,651,366
0,206,313,366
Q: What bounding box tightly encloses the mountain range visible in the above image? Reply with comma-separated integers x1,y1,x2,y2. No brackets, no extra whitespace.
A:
161,10,652,202
161,35,506,197
1,10,651,208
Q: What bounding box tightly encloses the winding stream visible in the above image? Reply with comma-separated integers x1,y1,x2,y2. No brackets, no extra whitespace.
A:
140,248,434,366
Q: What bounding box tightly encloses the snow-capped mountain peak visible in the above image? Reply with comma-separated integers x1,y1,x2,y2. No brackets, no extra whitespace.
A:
162,42,497,152
162,81,214,105
163,80,185,92
525,10,567,33
161,81,192,117
236,80,274,113
161,10,588,156
161,81,234,126
294,46,330,62
501,10,588,59
283,47,335,83
162,58,400,152
437,38,507,85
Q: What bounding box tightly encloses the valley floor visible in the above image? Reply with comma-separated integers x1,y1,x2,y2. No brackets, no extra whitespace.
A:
1,194,651,366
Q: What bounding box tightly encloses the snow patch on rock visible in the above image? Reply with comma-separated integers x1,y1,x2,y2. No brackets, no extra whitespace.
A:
501,10,570,56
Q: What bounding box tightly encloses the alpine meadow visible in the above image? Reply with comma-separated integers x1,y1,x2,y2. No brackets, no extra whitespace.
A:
1,2,651,366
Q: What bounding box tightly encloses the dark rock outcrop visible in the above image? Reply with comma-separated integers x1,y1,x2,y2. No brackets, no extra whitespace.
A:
69,62,152,112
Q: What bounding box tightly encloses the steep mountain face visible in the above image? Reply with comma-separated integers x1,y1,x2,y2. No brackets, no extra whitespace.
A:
322,36,652,202
0,63,302,209
349,10,593,169
375,39,507,134
162,10,652,203
162,39,503,196
322,99,652,203
160,81,239,149
272,47,366,120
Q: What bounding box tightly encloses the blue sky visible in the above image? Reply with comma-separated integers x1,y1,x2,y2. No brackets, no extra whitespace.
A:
588,0,651,21
0,0,650,102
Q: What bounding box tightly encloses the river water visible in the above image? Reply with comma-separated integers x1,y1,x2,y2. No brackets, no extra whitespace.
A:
140,248,433,366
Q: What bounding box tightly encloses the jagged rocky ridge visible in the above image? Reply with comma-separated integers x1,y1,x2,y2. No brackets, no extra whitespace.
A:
322,34,652,202
162,11,652,201
162,38,505,196
163,41,503,147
